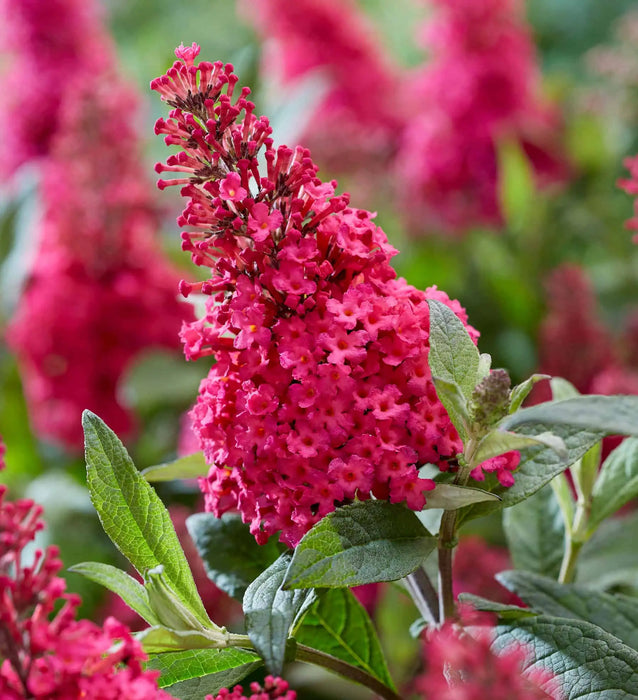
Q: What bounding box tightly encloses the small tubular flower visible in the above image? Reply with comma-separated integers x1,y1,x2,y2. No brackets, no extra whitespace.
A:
152,45,485,546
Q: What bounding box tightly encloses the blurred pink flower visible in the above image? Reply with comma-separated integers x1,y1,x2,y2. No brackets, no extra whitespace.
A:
396,0,568,233
242,0,405,173
0,483,170,699
5,1,193,449
414,607,560,698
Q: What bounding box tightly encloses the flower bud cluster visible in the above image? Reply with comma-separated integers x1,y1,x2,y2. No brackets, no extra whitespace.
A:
208,675,296,700
153,44,486,545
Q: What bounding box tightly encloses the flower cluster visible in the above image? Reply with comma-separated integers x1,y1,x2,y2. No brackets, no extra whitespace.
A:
150,45,523,545
396,0,568,232
4,0,192,449
414,609,560,699
208,676,296,700
241,0,403,173
0,482,169,698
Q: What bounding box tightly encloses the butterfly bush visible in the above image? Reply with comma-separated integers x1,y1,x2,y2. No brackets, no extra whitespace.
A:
397,0,568,232
0,457,169,698
414,609,560,699
151,44,521,546
242,0,404,173
0,0,110,179
4,0,192,449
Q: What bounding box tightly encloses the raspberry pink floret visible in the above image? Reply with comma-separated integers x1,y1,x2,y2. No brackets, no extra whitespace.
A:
151,47,490,546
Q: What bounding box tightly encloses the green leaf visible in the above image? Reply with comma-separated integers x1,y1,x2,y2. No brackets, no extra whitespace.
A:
503,485,565,579
493,615,638,699
497,137,534,228
509,374,550,414
295,588,396,692
283,501,436,590
422,483,500,510
497,570,638,649
457,423,603,527
147,648,261,696
473,429,567,465
500,423,605,508
427,299,480,401
550,377,580,401
589,438,638,533
577,512,638,590
142,452,207,482
457,593,537,620
499,395,638,437
68,561,159,626
82,411,209,627
431,376,470,442
186,513,282,601
243,553,314,675
136,626,227,654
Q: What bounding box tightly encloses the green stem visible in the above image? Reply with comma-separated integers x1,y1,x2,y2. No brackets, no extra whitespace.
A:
437,509,458,621
227,635,401,700
558,498,589,584
295,644,402,700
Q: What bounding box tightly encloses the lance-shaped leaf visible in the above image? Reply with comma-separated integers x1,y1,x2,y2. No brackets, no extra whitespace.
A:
422,483,500,510
243,553,314,675
294,588,396,692
431,376,470,442
577,511,638,590
473,429,567,465
136,626,228,654
456,423,603,527
82,411,209,627
187,512,282,601
499,395,638,436
497,570,638,650
282,501,436,590
69,561,159,626
457,593,537,620
492,615,638,699
427,299,480,401
142,452,207,482
509,374,550,414
503,484,565,579
147,648,261,696
588,438,638,534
